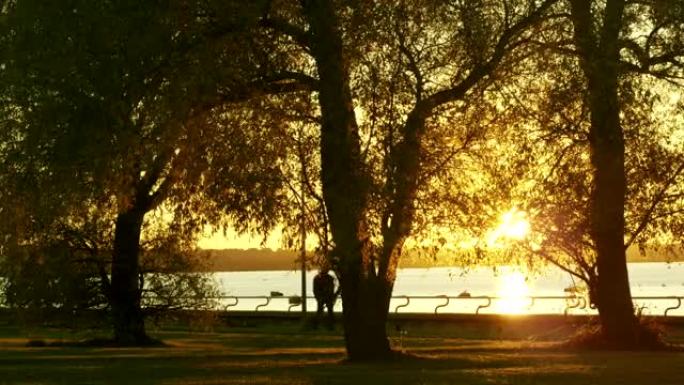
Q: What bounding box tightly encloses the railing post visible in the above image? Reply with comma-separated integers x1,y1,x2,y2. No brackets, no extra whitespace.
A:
476,297,491,315
223,296,239,311
394,296,411,313
255,297,271,311
564,296,580,316
434,295,450,314
664,297,682,317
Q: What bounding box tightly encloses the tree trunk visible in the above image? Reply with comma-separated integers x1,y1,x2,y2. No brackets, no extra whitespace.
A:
589,94,638,344
570,0,638,345
110,207,149,345
301,0,394,360
339,273,394,360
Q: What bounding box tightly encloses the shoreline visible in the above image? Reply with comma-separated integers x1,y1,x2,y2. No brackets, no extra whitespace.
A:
200,259,684,273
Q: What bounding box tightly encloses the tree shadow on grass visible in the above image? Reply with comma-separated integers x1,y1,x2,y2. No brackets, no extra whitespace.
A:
6,334,682,385
5,342,679,385
25,337,167,348
299,347,596,385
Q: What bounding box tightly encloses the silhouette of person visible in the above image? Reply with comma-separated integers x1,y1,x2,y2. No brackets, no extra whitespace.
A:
313,268,337,329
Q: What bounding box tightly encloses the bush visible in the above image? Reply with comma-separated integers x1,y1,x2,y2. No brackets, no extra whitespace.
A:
0,218,220,329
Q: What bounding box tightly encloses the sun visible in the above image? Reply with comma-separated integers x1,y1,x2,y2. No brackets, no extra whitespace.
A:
487,208,530,246
496,271,531,314
498,209,530,239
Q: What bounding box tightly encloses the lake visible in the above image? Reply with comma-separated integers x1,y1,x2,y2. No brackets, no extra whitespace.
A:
213,262,684,316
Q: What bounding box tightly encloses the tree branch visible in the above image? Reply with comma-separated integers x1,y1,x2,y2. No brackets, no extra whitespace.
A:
260,16,311,48
424,0,559,114
625,160,684,248
534,248,591,285
394,15,424,103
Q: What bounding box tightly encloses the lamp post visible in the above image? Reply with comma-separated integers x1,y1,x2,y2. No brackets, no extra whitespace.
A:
299,155,307,314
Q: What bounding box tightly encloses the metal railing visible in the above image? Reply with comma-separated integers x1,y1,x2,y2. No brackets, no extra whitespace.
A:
633,296,683,317
214,294,684,316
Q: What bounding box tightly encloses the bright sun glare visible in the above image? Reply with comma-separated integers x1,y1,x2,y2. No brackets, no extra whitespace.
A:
487,208,530,246
496,271,531,314
498,209,530,239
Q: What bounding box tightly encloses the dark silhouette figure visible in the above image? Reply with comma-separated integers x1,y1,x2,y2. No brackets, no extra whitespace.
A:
313,268,337,330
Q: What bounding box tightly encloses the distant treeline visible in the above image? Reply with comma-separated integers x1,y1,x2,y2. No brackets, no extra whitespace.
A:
199,247,684,272
199,249,300,272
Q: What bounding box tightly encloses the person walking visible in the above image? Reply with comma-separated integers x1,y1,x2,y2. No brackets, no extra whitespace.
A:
313,268,337,330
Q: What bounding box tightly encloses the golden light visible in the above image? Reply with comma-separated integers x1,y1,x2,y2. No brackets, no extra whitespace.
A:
498,209,530,239
495,271,531,314
487,208,530,246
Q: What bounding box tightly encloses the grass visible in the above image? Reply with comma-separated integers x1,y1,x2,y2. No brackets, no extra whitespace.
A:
0,318,683,385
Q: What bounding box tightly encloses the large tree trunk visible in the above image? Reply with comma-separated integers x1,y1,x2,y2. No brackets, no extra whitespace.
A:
570,0,638,345
110,207,149,345
301,0,393,360
339,272,394,360
588,81,638,343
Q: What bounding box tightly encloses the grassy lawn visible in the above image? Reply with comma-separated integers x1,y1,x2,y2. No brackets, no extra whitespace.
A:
0,319,683,385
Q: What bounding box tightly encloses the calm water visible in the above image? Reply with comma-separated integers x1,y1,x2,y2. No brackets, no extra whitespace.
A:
214,262,684,316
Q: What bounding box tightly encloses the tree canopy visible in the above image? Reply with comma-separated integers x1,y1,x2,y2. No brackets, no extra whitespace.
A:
0,0,298,343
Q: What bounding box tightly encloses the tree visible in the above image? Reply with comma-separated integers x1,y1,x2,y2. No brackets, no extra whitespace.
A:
0,0,296,344
470,0,684,347
563,0,683,345
263,0,557,360
568,0,639,345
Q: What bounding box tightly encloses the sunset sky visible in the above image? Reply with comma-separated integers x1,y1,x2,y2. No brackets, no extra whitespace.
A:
198,209,533,251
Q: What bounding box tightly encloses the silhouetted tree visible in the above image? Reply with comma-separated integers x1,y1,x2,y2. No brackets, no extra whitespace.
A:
561,0,683,345
263,0,557,360
0,0,298,344
473,0,684,347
